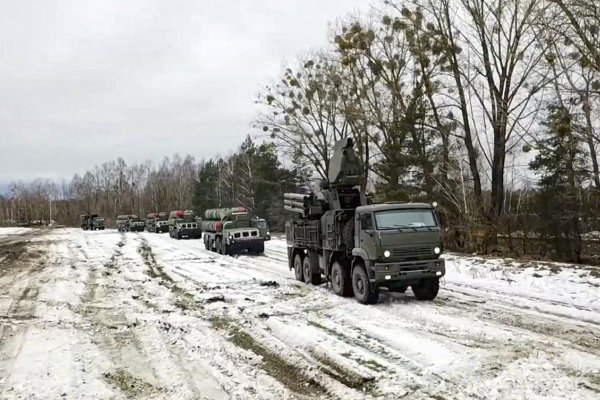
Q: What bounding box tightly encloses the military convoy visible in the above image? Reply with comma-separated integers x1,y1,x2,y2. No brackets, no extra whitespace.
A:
168,210,201,239
284,138,445,304
200,207,266,255
80,214,105,230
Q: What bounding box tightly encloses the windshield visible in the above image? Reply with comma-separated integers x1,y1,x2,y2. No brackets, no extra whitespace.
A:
374,209,437,230
255,221,268,229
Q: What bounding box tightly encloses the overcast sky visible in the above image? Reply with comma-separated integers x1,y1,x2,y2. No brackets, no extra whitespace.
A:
0,0,371,184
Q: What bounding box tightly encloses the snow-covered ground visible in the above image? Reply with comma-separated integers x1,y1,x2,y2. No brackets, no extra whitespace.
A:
0,228,599,399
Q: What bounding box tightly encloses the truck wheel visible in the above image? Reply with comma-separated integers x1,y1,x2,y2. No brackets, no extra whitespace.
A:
216,237,222,254
303,257,321,285
412,278,440,301
343,219,354,250
293,253,304,282
352,264,379,304
255,242,265,254
331,261,352,297
204,237,210,250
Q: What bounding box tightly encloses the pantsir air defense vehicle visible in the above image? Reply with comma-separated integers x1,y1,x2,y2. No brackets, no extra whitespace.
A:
284,138,445,304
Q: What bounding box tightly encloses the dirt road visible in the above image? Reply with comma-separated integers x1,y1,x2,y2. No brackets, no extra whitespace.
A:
0,228,599,399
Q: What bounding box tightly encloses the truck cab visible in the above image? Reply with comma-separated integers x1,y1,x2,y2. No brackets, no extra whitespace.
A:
128,215,145,232
352,203,445,296
251,217,270,241
92,217,105,230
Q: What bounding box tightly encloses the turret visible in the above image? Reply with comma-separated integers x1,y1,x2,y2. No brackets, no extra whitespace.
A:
284,137,366,218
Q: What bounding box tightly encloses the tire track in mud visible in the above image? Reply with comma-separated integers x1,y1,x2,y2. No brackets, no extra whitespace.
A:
138,237,376,399
75,234,169,399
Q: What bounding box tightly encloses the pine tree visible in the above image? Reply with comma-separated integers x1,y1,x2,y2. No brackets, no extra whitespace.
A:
530,104,588,262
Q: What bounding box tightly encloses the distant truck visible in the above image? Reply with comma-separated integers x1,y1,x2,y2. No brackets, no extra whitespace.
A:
284,138,445,304
251,217,271,241
128,215,145,232
92,216,105,230
116,215,129,232
80,214,98,230
168,210,201,239
146,212,168,233
201,207,265,255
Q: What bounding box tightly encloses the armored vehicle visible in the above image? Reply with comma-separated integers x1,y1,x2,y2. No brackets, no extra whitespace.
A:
168,210,201,239
284,138,445,304
92,216,105,230
201,208,265,255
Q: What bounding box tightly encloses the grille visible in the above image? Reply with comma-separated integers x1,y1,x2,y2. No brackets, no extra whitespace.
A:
392,247,433,258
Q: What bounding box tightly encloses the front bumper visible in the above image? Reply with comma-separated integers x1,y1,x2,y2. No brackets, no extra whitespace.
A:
156,226,169,233
370,258,445,284
178,228,201,239
130,226,145,232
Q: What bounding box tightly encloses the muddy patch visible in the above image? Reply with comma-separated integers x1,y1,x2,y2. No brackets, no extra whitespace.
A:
210,316,328,397
103,369,162,398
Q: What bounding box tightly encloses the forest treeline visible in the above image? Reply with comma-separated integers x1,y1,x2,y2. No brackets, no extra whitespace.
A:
3,0,600,263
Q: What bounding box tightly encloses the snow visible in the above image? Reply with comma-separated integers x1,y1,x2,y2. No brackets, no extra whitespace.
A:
1,228,599,399
0,227,34,236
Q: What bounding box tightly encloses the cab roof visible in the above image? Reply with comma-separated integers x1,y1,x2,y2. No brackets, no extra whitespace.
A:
356,202,434,213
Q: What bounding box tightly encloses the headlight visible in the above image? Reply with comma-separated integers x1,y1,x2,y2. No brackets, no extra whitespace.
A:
434,247,441,254
229,235,233,240
384,250,391,258
267,231,270,235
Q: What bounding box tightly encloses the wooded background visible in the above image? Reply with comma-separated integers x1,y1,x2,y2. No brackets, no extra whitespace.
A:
3,0,600,264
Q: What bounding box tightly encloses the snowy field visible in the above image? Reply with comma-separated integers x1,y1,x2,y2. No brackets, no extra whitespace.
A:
0,228,599,399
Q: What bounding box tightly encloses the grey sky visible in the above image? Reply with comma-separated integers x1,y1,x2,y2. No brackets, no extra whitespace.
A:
0,0,371,183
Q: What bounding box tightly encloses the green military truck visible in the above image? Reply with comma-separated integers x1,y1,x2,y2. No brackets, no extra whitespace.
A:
284,138,445,304
154,212,169,233
201,208,265,255
92,216,105,230
116,215,129,232
250,217,270,241
168,210,201,239
80,214,96,230
128,215,145,232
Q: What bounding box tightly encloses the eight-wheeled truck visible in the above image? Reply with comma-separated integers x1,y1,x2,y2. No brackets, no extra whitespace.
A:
168,210,201,239
284,138,445,304
201,208,265,255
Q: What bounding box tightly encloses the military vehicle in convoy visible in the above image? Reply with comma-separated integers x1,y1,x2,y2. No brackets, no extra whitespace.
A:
116,215,129,232
92,216,105,230
146,212,168,233
284,138,445,304
168,210,201,239
80,214,95,230
250,217,271,241
128,215,145,232
201,208,265,255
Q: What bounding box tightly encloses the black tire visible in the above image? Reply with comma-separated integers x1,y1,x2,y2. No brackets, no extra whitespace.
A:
255,242,265,254
331,261,352,297
342,219,355,250
204,237,210,250
352,264,379,304
303,256,321,285
412,278,440,301
293,253,304,282
216,237,222,254
222,243,229,256
176,231,181,240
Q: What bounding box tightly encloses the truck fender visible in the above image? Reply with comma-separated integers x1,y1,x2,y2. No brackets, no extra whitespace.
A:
351,248,369,268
